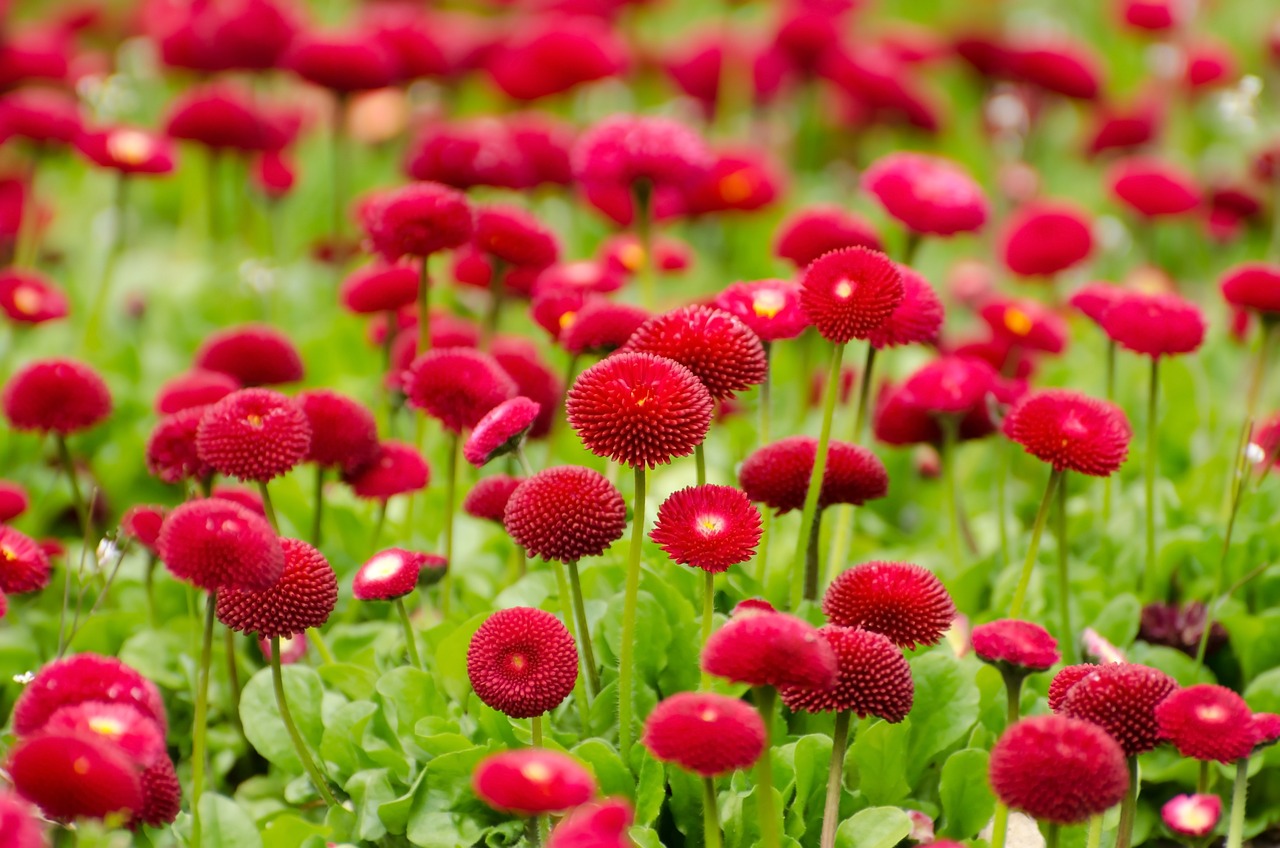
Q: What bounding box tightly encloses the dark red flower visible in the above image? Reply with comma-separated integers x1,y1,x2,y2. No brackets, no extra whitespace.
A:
650,485,762,573
0,526,50,594
488,15,627,102
12,654,167,738
504,466,626,562
800,247,905,345
133,758,181,828
343,441,430,501
601,234,692,276
3,358,111,434
216,538,336,638
464,397,541,468
8,732,143,821
1059,663,1177,755
1221,263,1280,316
1155,684,1256,762
548,798,634,848
1007,40,1102,100
1184,42,1236,90
1001,202,1094,278
1250,713,1280,750
1122,0,1181,31
1101,291,1205,358
1086,98,1162,158
76,126,175,176
121,505,166,555
146,408,212,484
739,437,889,514
43,702,166,766
155,369,239,415
340,262,420,315
780,625,914,720
210,484,266,516
352,548,426,601
567,352,714,469
472,749,596,815
253,150,295,199
0,790,45,846
678,147,782,217
0,480,29,522
297,389,378,472
979,298,1069,353
1110,157,1201,218
1004,389,1131,477
164,84,280,152
156,497,284,592
561,300,650,356
862,152,989,236
0,89,81,146
492,338,562,440
467,606,579,718
899,355,997,419
1069,282,1124,327
775,205,883,269
286,29,399,92
642,691,766,776
464,474,525,524
196,388,310,482
1048,664,1098,712
972,620,1060,673
404,348,516,434
624,305,767,400
0,269,68,324
361,182,472,261
701,608,838,689
866,266,944,349
713,279,807,343
1162,794,1221,838
194,324,304,386
473,204,559,269
823,561,955,649
989,715,1130,824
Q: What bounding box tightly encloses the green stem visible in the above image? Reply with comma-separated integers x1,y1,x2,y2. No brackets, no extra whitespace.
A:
82,172,127,352
191,593,217,848
754,686,781,848
791,342,845,608
516,446,535,478
382,309,399,435
700,570,715,690
1044,823,1060,848
566,560,600,695
482,260,506,350
852,344,876,442
55,435,88,534
310,629,336,665
331,94,348,244
1056,475,1074,663
395,597,422,669
532,714,549,843
438,431,460,618
551,558,593,730
618,465,647,756
14,148,42,268
942,416,963,568
1009,468,1063,618
1086,816,1103,848
145,554,158,628
1115,758,1139,848
1004,672,1024,726
990,804,1010,848
633,182,655,310
417,258,432,356
703,776,723,848
695,443,707,487
825,345,877,585
802,509,825,603
820,711,852,848
1226,757,1249,848
1144,357,1160,597
1196,421,1251,667
370,500,387,551
1198,760,1210,794
997,441,1010,567
224,627,243,738
257,481,279,534
755,346,774,587
311,466,325,547
270,635,340,807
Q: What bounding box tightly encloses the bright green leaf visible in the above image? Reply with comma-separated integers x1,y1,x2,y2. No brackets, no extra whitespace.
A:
834,806,912,848
939,748,994,839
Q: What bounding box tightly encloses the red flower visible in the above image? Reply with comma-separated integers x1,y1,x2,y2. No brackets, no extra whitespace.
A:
340,262,420,314
8,732,143,822
738,437,889,514
775,205,883,269
1250,713,1280,750
474,205,559,269
0,526,50,594
548,798,634,848
780,625,914,721
0,480,29,522
573,114,711,193
488,15,627,102
0,791,45,847
217,538,337,638
343,441,430,500
352,548,426,601
1059,663,1178,755
1001,202,1094,277
713,279,808,343
1220,263,1280,316
472,749,596,815
0,89,81,146
561,300,650,355
12,653,167,737
196,388,310,482
43,701,166,765
823,561,955,649
286,29,399,92
800,247,904,345
464,397,541,468
971,619,1060,673
165,84,281,153
463,474,525,524
254,150,294,199
701,608,838,689
76,126,175,176
147,408,211,484
404,348,516,434
567,352,714,469
297,389,379,472
194,324,304,386
504,466,626,562
0,269,68,324
157,497,284,592
1007,40,1102,100
1155,684,1256,763
624,305,767,400
1101,291,1205,358
1004,389,1131,477
154,369,239,415
361,182,472,261
1048,664,1098,712
900,355,997,419
866,267,944,349
493,338,563,440
3,358,111,434
1122,0,1181,31
121,505,166,555
642,691,767,776
1162,794,1221,838
979,298,1069,353
862,152,989,236
678,147,783,217
1086,99,1162,158
210,484,266,516
650,484,762,573
467,606,579,718
1069,282,1124,327
134,758,181,828
1109,157,1200,218
989,716,1130,824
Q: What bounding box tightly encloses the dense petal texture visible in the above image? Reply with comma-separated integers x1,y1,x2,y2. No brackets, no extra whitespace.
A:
713,279,808,342
1155,684,1257,762
0,526,50,594
642,692,767,776
197,389,311,482
194,324,305,386
216,538,338,638
1059,663,1178,756
297,389,379,471
463,474,524,523
504,466,626,562
862,152,989,235
343,441,430,500
157,498,284,592
13,654,167,737
473,750,596,815
467,606,579,718
624,305,767,399
463,397,541,467
8,732,143,822
702,608,838,689
739,437,889,513
3,358,111,434
800,247,905,344
823,561,955,649
548,798,634,848
649,484,762,573
404,348,516,434
1101,291,1206,358
972,620,1060,673
352,548,426,601
1003,389,1131,476
362,182,473,260
780,625,914,720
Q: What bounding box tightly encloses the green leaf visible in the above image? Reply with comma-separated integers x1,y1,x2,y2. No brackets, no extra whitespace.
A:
573,739,634,798
939,748,995,839
376,666,445,740
851,719,911,806
321,700,378,780
436,614,488,703
1246,666,1280,713
906,653,980,782
261,813,329,848
1090,594,1143,648
787,733,834,842
634,748,666,827
199,793,264,848
347,769,397,841
407,812,486,848
319,662,380,701
603,590,672,684
834,806,912,848
240,665,325,772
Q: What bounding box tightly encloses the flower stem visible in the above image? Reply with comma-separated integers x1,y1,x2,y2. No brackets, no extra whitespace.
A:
1102,340,1116,567
532,713,543,747
755,346,774,587
1198,760,1210,794
633,182,655,310
395,597,422,669
382,309,399,434
942,416,963,569
802,509,825,603
55,435,88,534
996,441,1010,567
1004,671,1024,726
1085,815,1102,848
753,686,781,848
417,258,432,356
990,804,1010,848
1056,475,1075,663
257,481,279,534
370,500,387,551
1226,757,1249,848
191,593,217,848
1009,468,1063,618
700,570,715,690
792,342,845,608
852,344,876,441
820,711,852,848
1115,757,1139,848
618,465,647,756
331,94,348,244
704,777,723,848
81,172,127,353
1196,421,1252,667
269,635,340,807
482,260,506,350
438,431,460,618
1044,823,1060,848
825,344,878,586
695,443,707,486
310,466,325,547
224,628,243,738
551,558,593,730
566,560,600,696
1144,357,1160,597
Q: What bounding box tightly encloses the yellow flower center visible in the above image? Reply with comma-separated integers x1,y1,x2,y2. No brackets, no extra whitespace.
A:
246,414,264,428
697,515,724,536
11,285,41,315
834,280,854,299
88,716,125,737
718,171,753,203
521,762,552,784
106,129,154,166
752,289,786,319
619,242,646,272
364,552,403,581
1004,307,1033,336
699,708,719,723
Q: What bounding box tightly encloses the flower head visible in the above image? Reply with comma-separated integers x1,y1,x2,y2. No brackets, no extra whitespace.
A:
77,126,175,176
43,701,166,765
573,114,711,194
353,548,427,601
866,266,944,349
862,152,989,236
286,29,398,92
1069,283,1124,327
362,182,473,261
1059,663,1178,755
1221,263,1280,316
504,466,626,562
0,526,50,594
624,305,767,400
972,620,1060,675
823,561,955,649
1101,291,1206,358
0,791,45,847
463,474,525,524
980,298,1069,353
702,608,838,689
12,654,167,737
989,715,1130,824
1001,202,1094,277
492,338,562,439
196,388,310,482
1110,157,1201,218
216,538,337,639
775,206,883,269
3,358,111,434
1155,684,1256,762
560,300,651,356
567,352,713,469
473,205,559,268
0,480,28,522
487,16,627,102
464,397,541,468
297,389,379,472
800,247,904,345
8,732,143,822
713,279,808,342
1047,664,1099,712
120,506,166,556
146,408,212,484
154,369,239,414
739,437,889,514
157,498,284,592
642,692,766,776
467,606,579,718
548,798,634,848
650,485,762,573
134,758,181,828
0,269,68,324
340,262,420,315
780,625,914,720
194,324,304,386
472,749,596,815
1004,389,1131,477
343,441,430,500
1162,794,1221,838
404,348,516,434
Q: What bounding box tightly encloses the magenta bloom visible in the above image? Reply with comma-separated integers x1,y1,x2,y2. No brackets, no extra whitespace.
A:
650,485,762,573
361,182,472,261
463,397,541,468
862,152,989,236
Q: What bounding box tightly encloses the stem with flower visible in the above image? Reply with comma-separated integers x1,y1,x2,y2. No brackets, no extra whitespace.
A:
618,465,647,755
792,342,845,607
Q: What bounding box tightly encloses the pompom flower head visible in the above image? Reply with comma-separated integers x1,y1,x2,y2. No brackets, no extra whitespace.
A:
404,348,516,434
650,484,762,573
8,732,143,822
624,305,767,400
3,358,111,434
702,608,838,689
156,498,284,592
0,526,50,594
548,798,634,848
972,620,1060,676
866,266,945,350
1162,794,1222,837
147,408,212,484
1220,263,1280,317
362,181,473,261
297,389,379,472
1004,389,1131,477
739,437,889,514
1001,202,1094,278
780,625,914,721
823,561,955,649
197,388,311,482
504,466,626,563
155,369,239,414
775,206,883,269
800,247,905,344
216,538,337,639
567,352,714,469
467,606,579,718
1109,157,1200,218
1155,684,1257,763
561,300,650,356
463,397,540,468
343,441,430,501
642,692,766,776
1059,662,1177,756
713,279,808,342
194,324,304,386
352,548,426,601
861,152,989,236
340,262,420,314
12,653,167,737
473,750,596,816
464,474,524,523
1101,291,1206,358
1048,664,1100,712
989,715,1130,824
